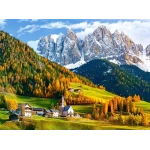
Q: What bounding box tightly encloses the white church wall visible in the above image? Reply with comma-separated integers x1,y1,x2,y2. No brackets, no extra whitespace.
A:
63,111,68,116
68,107,74,114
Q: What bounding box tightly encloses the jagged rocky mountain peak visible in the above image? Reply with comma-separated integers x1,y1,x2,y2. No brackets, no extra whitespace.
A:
93,25,112,40
36,25,150,72
113,30,120,34
66,27,74,34
146,44,150,56
66,28,77,41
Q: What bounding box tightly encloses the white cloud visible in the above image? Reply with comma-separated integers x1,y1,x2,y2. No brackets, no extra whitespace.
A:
71,21,100,30
27,25,39,33
31,19,39,22
18,25,35,32
17,33,25,38
18,19,30,22
19,19,39,22
0,19,6,28
40,21,97,30
18,24,39,33
40,22,68,29
27,40,39,50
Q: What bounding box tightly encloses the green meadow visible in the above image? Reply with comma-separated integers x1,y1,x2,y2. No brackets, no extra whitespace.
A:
1,82,150,130
1,111,150,130
1,92,58,109
135,101,150,112
70,82,116,102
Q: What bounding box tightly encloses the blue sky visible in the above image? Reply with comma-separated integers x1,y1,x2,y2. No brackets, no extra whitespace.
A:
1,19,150,50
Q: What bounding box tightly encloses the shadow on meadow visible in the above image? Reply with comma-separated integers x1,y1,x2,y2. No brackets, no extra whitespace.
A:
0,118,7,124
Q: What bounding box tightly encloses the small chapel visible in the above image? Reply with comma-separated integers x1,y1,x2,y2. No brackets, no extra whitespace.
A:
59,95,74,117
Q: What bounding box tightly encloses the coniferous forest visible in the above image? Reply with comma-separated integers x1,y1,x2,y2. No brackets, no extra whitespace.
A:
72,59,150,102
0,31,96,98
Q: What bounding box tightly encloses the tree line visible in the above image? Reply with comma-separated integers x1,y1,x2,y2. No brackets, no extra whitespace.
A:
88,95,149,126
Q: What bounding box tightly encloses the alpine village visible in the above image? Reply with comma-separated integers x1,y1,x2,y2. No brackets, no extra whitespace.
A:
1,21,150,130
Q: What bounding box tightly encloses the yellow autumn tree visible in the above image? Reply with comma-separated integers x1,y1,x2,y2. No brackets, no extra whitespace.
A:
110,101,114,115
103,102,108,115
64,90,70,99
133,94,140,102
6,99,18,111
141,115,148,126
112,97,118,111
54,79,60,92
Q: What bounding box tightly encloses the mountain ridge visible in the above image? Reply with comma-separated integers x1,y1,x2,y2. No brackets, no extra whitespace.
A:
36,25,150,72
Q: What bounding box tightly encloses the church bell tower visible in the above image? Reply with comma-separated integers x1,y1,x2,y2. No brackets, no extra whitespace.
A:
60,95,65,116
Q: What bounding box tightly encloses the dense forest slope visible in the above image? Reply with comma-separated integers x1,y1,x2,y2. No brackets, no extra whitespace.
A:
120,65,150,84
0,31,95,98
72,59,150,102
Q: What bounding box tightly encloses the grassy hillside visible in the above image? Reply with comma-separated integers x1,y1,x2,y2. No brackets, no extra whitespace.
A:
135,101,150,113
1,81,116,109
0,80,117,116
72,105,94,115
70,82,116,103
1,92,58,109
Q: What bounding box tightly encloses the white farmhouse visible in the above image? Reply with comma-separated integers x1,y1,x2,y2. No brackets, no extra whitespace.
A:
50,109,59,117
16,103,32,117
44,109,59,118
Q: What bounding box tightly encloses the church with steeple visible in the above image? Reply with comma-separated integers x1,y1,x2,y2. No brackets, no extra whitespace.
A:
59,95,74,117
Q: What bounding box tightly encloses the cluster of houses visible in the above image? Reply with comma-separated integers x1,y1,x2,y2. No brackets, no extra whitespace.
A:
9,95,80,121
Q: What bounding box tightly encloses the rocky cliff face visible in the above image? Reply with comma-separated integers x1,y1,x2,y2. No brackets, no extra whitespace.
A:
36,25,150,71
37,29,81,65
55,33,65,63
60,29,81,65
146,45,150,56
37,35,55,61
83,25,143,66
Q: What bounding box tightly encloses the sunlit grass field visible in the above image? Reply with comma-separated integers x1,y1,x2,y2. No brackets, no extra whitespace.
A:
70,82,116,103
135,101,150,112
1,92,58,109
1,111,150,130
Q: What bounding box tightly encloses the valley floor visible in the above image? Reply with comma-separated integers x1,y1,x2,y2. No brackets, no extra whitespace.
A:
1,110,150,130
1,92,150,130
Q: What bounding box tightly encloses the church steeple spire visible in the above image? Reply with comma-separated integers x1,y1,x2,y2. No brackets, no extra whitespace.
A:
61,95,65,107
60,95,65,116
